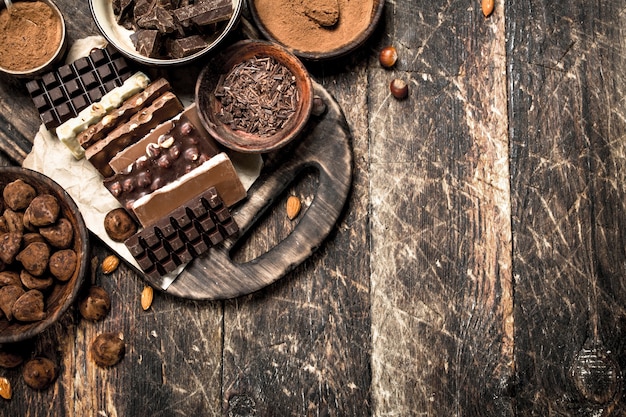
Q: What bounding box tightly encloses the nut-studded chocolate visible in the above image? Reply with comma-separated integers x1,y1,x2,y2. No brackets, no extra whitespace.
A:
124,187,238,280
103,112,219,211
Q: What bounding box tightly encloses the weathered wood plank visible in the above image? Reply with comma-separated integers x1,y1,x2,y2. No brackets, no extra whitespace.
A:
220,62,372,415
508,0,626,415
369,1,513,415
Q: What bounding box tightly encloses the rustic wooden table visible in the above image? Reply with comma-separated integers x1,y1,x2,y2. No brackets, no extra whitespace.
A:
1,0,626,416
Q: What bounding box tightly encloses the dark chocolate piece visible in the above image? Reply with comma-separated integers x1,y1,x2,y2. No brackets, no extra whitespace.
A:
78,78,172,149
86,91,184,177
130,29,162,58
136,6,176,33
125,187,238,279
167,35,208,59
172,0,231,27
102,110,220,208
26,46,133,130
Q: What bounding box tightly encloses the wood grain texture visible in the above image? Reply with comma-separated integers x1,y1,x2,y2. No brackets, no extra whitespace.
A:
368,1,513,415
508,0,626,415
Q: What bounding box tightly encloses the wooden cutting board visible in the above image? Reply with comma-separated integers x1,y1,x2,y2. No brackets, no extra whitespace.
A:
155,81,353,300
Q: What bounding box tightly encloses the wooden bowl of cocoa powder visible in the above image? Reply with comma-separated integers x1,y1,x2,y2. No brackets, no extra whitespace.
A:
0,167,89,344
0,0,67,77
248,0,385,60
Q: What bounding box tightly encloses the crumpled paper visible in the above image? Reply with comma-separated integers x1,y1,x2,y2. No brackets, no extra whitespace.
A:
22,36,262,290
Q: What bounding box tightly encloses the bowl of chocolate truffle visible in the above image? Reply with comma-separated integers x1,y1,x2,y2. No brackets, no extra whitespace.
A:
195,40,314,153
0,167,89,344
89,0,242,66
0,0,67,77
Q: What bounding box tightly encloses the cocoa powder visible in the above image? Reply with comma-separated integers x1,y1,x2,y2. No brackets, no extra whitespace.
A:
253,0,375,54
0,1,63,71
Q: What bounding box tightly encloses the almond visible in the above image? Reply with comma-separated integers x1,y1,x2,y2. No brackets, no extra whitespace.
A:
141,286,153,311
101,255,120,275
482,0,494,17
286,196,301,220
0,376,11,400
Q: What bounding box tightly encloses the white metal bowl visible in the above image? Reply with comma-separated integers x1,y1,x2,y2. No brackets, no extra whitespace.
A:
89,0,242,67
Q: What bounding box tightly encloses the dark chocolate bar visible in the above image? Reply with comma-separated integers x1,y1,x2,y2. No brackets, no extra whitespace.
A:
125,187,238,279
25,45,133,130
103,111,220,209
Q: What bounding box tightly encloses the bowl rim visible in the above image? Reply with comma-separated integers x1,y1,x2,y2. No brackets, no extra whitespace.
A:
194,39,314,153
247,0,386,61
0,166,90,344
0,0,67,77
89,0,243,67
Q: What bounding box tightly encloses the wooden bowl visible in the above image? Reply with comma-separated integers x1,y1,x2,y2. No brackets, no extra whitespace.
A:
195,40,313,153
247,0,385,60
0,167,89,344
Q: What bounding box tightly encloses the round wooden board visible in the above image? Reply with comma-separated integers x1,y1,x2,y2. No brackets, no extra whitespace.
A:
141,81,353,300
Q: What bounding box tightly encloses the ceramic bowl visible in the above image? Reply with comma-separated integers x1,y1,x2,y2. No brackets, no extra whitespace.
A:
248,0,385,60
0,167,89,344
89,0,242,67
195,40,313,153
0,0,67,77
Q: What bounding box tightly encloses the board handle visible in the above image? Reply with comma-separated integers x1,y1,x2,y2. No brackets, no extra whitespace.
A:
164,83,353,300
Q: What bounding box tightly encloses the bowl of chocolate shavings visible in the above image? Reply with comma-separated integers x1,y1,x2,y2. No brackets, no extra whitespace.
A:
89,0,242,66
195,39,314,153
0,167,89,344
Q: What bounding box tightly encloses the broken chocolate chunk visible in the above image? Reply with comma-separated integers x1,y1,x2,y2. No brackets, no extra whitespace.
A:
130,29,162,58
137,6,177,33
172,0,232,28
167,35,208,59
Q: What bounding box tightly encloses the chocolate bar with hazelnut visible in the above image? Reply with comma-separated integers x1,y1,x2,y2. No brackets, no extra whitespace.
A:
78,78,172,149
131,152,246,227
125,186,238,279
85,91,184,177
102,111,221,212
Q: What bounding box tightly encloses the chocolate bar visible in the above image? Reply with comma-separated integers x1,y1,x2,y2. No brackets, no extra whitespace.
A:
56,72,151,159
78,78,172,149
102,110,220,208
125,186,238,279
85,91,184,177
26,45,133,130
131,152,246,227
172,0,232,28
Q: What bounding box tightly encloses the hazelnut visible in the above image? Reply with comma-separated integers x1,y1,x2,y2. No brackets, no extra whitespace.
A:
104,208,138,242
78,286,111,321
16,242,50,277
22,357,57,390
90,333,125,367
3,179,36,211
48,249,77,282
39,218,74,249
12,290,46,322
25,195,60,227
379,46,398,68
390,78,409,100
